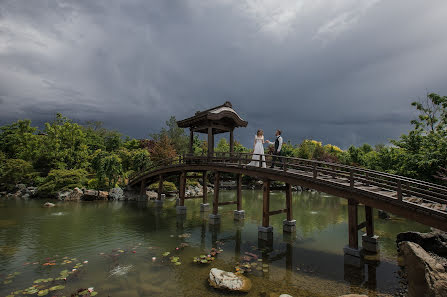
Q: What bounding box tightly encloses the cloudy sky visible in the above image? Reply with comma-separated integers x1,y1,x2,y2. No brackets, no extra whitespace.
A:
1,0,447,148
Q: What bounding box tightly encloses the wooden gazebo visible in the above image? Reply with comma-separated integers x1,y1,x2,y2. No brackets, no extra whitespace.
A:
177,101,248,156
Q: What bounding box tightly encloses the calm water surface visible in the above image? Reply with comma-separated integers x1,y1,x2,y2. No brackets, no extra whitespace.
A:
0,190,430,297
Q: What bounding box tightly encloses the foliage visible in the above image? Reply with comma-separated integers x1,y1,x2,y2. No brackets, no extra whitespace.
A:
38,169,88,196
0,159,34,190
150,135,177,163
150,116,188,155
215,138,229,153
148,181,177,192
91,150,123,189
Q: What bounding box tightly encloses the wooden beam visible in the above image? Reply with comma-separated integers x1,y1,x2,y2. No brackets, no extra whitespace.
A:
357,221,366,230
203,171,208,204
237,174,242,211
269,208,288,216
263,180,270,227
348,199,359,249
213,171,220,215
365,205,374,236
140,179,145,197
286,183,292,221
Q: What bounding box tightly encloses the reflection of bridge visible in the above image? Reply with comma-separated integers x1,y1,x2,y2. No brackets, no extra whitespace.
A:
129,102,447,262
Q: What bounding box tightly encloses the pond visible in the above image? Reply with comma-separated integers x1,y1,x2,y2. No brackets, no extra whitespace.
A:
0,190,430,297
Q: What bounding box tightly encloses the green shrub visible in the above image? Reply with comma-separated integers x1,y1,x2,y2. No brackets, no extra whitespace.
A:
0,159,34,190
186,180,200,187
39,169,88,196
148,181,177,192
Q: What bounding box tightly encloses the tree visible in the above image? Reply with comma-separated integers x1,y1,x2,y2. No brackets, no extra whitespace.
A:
0,119,38,160
215,138,229,152
151,116,188,154
150,135,177,163
38,169,88,196
0,159,34,190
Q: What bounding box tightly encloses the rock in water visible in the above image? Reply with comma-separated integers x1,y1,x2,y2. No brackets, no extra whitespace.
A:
378,210,390,219
109,188,124,200
44,202,55,207
399,241,447,297
98,191,109,200
83,189,98,201
146,190,158,200
209,268,252,292
397,230,447,256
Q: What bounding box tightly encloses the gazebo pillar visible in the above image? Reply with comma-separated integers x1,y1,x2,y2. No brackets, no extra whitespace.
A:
189,129,194,154
207,127,214,157
230,129,234,154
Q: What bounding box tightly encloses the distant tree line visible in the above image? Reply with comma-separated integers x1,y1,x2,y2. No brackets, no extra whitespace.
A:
1,92,446,196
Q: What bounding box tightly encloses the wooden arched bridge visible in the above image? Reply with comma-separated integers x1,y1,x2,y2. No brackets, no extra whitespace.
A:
129,102,447,260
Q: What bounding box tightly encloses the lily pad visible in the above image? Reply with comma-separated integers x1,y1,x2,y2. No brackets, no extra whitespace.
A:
162,252,170,257
174,262,181,265
37,289,49,296
49,285,65,291
3,280,12,284
91,292,98,296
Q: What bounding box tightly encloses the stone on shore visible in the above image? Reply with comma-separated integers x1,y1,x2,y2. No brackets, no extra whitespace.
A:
208,268,252,292
399,241,447,297
378,210,390,219
44,202,55,207
397,230,447,256
67,187,83,201
83,189,99,201
98,191,109,200
109,187,124,200
146,190,158,200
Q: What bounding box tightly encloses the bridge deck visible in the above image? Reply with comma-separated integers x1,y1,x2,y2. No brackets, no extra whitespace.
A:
129,152,447,231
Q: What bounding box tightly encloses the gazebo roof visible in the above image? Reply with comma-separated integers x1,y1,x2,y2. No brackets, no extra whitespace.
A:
177,101,247,134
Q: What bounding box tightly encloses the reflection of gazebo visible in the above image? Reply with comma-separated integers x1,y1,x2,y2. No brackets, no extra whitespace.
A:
177,101,248,156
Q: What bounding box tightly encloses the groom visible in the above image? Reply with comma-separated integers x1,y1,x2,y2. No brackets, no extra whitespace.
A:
267,130,283,168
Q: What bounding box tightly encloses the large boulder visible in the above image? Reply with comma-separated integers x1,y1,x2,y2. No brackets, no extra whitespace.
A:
109,188,124,200
98,191,109,200
58,191,71,200
399,241,447,297
397,230,447,256
208,268,252,292
83,189,99,201
68,187,83,201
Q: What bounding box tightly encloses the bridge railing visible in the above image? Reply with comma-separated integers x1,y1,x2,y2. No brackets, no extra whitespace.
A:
129,152,447,211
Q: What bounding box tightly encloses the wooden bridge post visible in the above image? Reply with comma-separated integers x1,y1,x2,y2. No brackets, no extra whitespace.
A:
362,205,379,253
140,179,146,201
200,171,210,212
343,199,362,266
209,171,221,224
258,179,273,241
157,175,163,200
283,183,296,233
234,173,245,220
176,172,187,214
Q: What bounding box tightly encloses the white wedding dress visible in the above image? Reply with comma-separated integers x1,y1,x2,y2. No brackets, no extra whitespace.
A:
248,135,266,168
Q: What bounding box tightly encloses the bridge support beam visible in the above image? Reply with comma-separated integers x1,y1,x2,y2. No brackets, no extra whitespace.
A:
344,199,363,266
259,179,273,241
200,171,210,212
140,179,146,201
209,171,221,224
234,174,245,220
157,175,163,200
283,183,296,233
362,205,379,253
177,172,187,214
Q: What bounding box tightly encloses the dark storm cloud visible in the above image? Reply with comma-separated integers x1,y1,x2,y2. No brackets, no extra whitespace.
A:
1,0,447,148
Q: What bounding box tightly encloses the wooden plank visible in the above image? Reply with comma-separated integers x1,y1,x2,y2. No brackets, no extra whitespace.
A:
357,221,366,230
269,208,288,216
213,171,220,215
348,199,358,249
263,180,270,227
286,183,292,221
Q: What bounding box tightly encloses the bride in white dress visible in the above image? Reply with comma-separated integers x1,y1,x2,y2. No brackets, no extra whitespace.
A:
248,129,267,168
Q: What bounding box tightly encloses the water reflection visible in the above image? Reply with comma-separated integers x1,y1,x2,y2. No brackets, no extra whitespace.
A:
0,190,430,297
